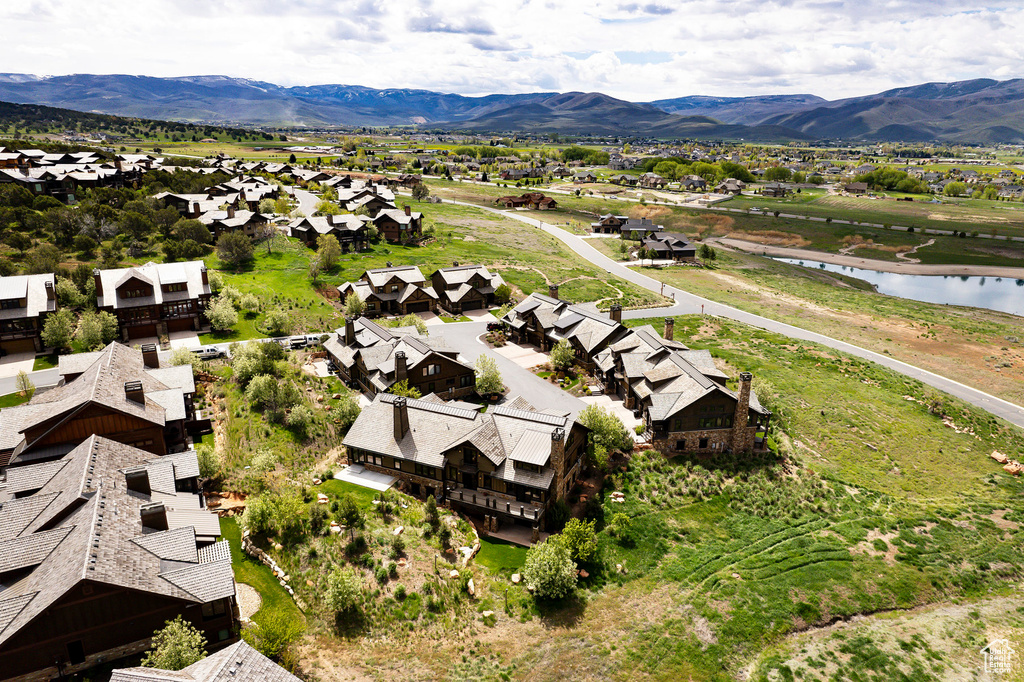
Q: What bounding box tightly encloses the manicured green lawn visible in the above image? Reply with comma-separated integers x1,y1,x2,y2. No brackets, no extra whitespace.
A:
318,477,381,509
0,392,30,408
475,537,528,574
219,516,305,627
32,353,58,370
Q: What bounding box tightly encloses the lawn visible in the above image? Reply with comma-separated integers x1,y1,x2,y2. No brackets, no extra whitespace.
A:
475,537,528,574
0,392,31,408
318,478,380,510
32,353,58,371
220,516,305,628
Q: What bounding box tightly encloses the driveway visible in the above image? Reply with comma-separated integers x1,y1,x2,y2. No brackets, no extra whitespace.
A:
463,308,497,321
492,342,550,370
0,352,36,379
415,311,446,327
580,394,643,437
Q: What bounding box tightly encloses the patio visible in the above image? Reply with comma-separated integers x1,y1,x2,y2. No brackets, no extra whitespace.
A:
448,486,544,523
333,464,396,492
492,341,550,370
0,351,36,379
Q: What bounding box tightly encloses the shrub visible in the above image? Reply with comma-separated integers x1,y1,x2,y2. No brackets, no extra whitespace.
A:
550,338,575,371
141,615,207,670
241,494,275,534
240,608,302,662
337,494,362,528
309,503,329,536
326,567,362,615
560,518,597,564
523,537,577,600
285,405,315,439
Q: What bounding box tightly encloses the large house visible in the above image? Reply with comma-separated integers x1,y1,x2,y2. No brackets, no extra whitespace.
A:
343,393,588,535
289,214,370,251
641,232,697,262
593,320,770,456
430,263,507,314
95,261,212,341
372,206,423,243
0,274,56,355
337,265,438,317
589,214,663,237
324,317,475,399
0,435,236,682
198,205,269,240
494,192,558,210
111,641,300,682
0,342,200,469
499,288,630,368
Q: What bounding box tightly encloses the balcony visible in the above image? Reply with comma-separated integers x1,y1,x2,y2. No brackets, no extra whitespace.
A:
448,487,543,522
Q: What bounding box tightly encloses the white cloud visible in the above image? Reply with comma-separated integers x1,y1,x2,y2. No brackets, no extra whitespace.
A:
0,0,1020,101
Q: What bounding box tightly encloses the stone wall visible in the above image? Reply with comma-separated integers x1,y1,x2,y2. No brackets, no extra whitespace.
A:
241,530,308,612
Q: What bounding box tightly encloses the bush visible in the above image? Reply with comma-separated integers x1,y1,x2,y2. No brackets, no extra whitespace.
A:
337,494,362,527
333,394,361,432
263,310,289,336
141,616,207,670
194,444,220,479
550,338,575,371
523,537,577,600
309,503,329,536
240,608,302,662
560,518,597,564
285,405,315,439
241,494,275,534
206,294,238,331
609,512,635,546
326,566,362,615
578,404,633,463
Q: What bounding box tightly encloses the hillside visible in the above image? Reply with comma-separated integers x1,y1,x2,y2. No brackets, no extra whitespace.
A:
648,93,827,126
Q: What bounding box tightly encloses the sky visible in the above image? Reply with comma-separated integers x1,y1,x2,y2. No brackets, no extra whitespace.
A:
2,0,1022,101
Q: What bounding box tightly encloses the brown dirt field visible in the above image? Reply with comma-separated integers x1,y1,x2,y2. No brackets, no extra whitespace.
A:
726,230,810,247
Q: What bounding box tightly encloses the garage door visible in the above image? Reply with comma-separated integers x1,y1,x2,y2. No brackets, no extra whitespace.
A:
128,324,157,340
167,318,195,333
1,338,36,354
461,300,482,311
406,301,430,314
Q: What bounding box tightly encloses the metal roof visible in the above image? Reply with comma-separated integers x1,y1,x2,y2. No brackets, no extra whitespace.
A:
491,404,567,427
378,392,479,420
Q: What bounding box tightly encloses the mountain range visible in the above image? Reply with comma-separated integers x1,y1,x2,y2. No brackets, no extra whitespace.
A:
1,73,1022,143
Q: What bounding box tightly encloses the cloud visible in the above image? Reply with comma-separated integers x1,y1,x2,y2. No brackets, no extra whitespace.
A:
470,37,515,51
619,3,675,14
407,13,494,35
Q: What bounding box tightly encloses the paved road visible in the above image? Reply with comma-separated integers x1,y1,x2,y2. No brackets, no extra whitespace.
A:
292,187,320,217
451,200,1024,429
0,367,60,395
430,320,586,417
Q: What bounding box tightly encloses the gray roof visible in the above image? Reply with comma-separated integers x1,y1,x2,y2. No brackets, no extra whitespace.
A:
0,274,55,322
111,640,302,682
0,436,230,649
97,260,210,310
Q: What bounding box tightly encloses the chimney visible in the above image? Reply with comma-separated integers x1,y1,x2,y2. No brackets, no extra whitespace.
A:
732,372,753,452
93,268,103,297
140,501,168,531
124,380,145,404
190,201,200,218
386,261,393,268
345,316,356,346
125,466,151,496
550,427,566,500
45,279,55,301
663,317,674,341
239,188,247,203
452,261,459,267
609,304,622,323
114,157,123,171
395,350,407,382
393,396,409,441
200,265,208,286
404,204,411,216
141,343,159,369
548,284,559,299
227,204,235,219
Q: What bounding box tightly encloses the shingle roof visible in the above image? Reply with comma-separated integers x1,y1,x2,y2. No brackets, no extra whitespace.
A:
0,274,55,322
110,641,302,682
97,260,210,310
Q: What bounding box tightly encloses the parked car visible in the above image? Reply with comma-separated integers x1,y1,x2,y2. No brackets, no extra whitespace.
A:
304,334,325,346
288,336,307,349
191,346,225,360
486,322,503,332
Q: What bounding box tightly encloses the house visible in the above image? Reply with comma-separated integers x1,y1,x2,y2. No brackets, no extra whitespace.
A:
0,274,56,355
198,206,269,240
843,182,869,195
592,320,770,456
324,317,475,398
762,182,790,197
289,213,370,251
499,287,630,367
610,174,638,186
337,265,437,317
110,641,300,682
0,435,236,681
590,214,629,234
573,171,597,184
638,172,668,188
0,342,200,468
641,232,697,262
680,175,707,191
343,393,588,534
430,263,507,314
94,261,212,342
372,206,423,243
714,178,747,195
619,217,664,239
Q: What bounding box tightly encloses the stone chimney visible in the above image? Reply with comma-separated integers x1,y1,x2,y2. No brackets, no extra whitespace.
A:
140,501,168,531
386,261,393,268
452,261,459,267
124,380,145,404
404,204,411,216
548,284,559,299
93,268,103,297
140,343,159,369
345,316,356,346
114,157,123,171
125,466,151,496
393,396,410,441
190,202,200,219
732,372,753,453
227,204,235,219
609,304,622,323
395,350,407,382
550,427,566,500
45,279,55,301
663,317,674,341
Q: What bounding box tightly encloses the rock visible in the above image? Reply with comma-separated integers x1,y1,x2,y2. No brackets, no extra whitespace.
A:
482,610,494,619
306,580,314,587
615,563,623,573
397,558,408,567
313,478,322,485
317,493,329,504
1004,462,1023,476
732,573,740,579
329,522,341,534
511,573,521,583
273,543,283,551
332,393,342,400
467,578,475,596
393,526,404,536
991,450,1009,464
449,569,460,579
578,569,589,579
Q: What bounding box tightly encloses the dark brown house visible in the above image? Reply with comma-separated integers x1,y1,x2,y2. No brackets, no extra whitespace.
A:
95,261,212,341
289,214,370,252
430,264,507,314
0,436,236,682
372,206,423,243
343,394,588,538
337,265,438,317
0,274,56,355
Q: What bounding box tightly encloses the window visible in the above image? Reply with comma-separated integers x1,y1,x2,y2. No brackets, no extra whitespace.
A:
674,439,686,451
460,374,473,388
0,299,23,310
163,301,194,318
202,599,227,620
163,282,186,293
423,364,440,376
414,463,437,479
699,438,709,449
391,285,400,293
427,382,435,392
66,640,86,665
514,461,542,473
672,418,683,431
698,416,732,429
464,450,477,466
446,378,455,385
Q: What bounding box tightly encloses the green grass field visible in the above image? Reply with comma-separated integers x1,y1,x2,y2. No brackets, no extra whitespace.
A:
475,538,528,575
220,516,305,627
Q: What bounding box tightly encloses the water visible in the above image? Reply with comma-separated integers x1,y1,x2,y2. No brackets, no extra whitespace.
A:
774,258,1024,317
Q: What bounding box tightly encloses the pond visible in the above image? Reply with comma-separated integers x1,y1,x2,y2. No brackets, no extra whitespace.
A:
775,258,1024,317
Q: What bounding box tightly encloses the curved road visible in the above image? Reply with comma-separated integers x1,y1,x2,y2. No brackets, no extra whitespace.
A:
452,200,1024,430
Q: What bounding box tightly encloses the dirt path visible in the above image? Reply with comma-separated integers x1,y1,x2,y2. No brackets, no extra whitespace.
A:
895,238,935,263
715,237,1024,278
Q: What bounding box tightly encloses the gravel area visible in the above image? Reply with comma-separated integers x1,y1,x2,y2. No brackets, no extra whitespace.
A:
236,582,262,619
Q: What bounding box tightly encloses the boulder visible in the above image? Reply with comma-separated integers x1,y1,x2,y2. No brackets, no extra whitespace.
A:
482,610,494,619
317,493,329,504
467,578,476,596
511,573,521,584
449,569,460,579
393,526,404,536
991,451,1009,464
